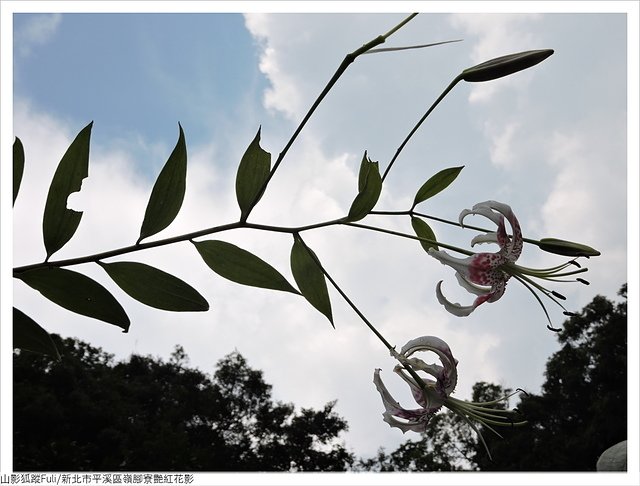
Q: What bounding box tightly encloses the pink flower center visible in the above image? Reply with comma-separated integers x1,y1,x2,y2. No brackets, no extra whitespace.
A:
467,253,506,286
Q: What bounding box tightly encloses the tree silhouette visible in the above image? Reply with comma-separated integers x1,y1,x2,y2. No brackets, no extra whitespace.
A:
13,337,354,471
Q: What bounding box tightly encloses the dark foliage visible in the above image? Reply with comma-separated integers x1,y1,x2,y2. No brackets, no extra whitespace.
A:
13,338,354,471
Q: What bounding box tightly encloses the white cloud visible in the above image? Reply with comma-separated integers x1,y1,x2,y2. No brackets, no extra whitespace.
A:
540,118,627,298
15,13,63,57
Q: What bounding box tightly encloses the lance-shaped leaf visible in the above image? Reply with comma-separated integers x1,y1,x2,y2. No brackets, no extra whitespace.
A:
236,128,271,221
42,121,93,260
194,240,298,294
290,236,333,326
138,123,188,243
15,267,130,331
13,307,61,360
13,137,25,206
347,152,382,221
411,216,439,252
461,49,554,83
99,261,209,312
412,166,463,208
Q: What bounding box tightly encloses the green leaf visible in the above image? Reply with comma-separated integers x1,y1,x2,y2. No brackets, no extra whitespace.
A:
13,137,25,206
99,261,209,311
194,240,298,294
411,216,439,252
138,123,188,243
461,49,554,83
15,267,130,331
290,236,333,326
412,166,464,208
13,307,61,360
235,128,271,221
42,122,93,260
347,152,382,221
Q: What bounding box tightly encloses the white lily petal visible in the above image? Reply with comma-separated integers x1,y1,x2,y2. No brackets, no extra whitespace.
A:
455,272,491,296
428,248,474,278
382,413,428,434
435,280,476,317
400,335,451,357
470,232,499,247
373,369,434,433
482,200,522,260
373,368,407,416
402,337,459,396
403,356,444,379
459,203,502,227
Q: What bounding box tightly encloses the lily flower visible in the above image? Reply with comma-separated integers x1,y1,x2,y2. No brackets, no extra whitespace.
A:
428,200,590,329
373,335,457,432
374,335,526,458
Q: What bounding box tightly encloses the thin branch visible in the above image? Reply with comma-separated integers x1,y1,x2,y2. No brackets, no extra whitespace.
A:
382,75,463,182
243,13,420,221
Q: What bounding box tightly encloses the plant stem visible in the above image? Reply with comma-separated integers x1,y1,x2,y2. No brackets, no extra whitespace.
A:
345,221,474,256
294,233,428,392
382,75,463,182
13,221,244,275
381,12,418,39
294,233,395,352
14,214,479,275
243,13,419,221
372,209,544,246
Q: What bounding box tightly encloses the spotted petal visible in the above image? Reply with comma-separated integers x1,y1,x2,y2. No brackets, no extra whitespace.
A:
399,335,458,396
373,336,460,433
429,201,522,317
461,201,522,261
435,280,478,316
373,369,435,433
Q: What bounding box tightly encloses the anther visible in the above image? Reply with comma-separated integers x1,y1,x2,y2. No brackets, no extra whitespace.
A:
547,324,562,332
563,311,577,317
515,388,529,396
552,291,566,300
569,260,581,268
576,278,590,285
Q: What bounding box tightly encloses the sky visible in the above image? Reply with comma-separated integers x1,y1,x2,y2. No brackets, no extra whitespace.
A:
2,1,639,483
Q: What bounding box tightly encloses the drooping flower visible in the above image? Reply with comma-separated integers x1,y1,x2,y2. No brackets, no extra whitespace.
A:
373,336,457,432
428,200,590,329
429,200,522,317
374,335,526,458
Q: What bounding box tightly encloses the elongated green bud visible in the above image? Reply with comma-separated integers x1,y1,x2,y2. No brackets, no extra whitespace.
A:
461,49,554,82
536,237,601,257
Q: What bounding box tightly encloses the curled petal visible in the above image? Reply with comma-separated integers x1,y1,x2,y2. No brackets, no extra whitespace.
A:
435,279,507,316
460,200,523,261
460,204,503,227
455,271,490,296
470,232,499,247
393,363,443,410
400,336,458,396
428,248,476,279
373,369,435,433
435,280,478,316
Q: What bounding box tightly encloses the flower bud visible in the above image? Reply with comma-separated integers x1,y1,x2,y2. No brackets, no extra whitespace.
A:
461,49,554,82
536,238,601,257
